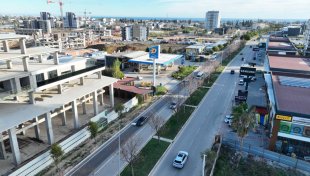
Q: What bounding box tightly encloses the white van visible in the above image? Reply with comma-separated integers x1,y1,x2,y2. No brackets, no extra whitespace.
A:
196,71,205,79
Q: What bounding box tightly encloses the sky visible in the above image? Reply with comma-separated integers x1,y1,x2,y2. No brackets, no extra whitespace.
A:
0,0,309,19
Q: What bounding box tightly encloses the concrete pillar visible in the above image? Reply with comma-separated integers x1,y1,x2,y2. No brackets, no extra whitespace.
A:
72,100,79,129
99,93,104,106
2,40,10,52
44,113,54,145
53,52,59,65
98,71,102,79
6,60,13,69
82,97,87,115
93,91,98,115
38,54,43,63
43,72,49,80
80,77,84,85
34,117,40,140
29,75,37,90
19,38,27,54
109,84,114,107
8,128,21,165
22,56,29,72
28,91,35,104
71,65,76,72
0,134,6,160
14,77,22,93
61,105,67,126
57,84,63,94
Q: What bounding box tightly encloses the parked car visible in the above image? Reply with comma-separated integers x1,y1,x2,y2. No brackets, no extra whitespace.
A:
173,151,189,169
170,102,177,110
249,76,257,81
239,79,245,85
230,70,235,74
224,115,234,123
135,116,149,126
240,53,243,55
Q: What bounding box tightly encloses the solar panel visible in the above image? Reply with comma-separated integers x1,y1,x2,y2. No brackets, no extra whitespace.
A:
279,76,310,89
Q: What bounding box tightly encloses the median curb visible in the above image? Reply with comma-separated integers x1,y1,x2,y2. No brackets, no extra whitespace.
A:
148,43,245,176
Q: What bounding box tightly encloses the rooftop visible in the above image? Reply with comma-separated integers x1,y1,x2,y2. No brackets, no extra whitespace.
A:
268,55,310,74
0,33,29,40
0,47,59,61
0,56,90,82
272,74,310,116
113,77,152,95
0,75,118,132
268,41,295,51
128,52,182,66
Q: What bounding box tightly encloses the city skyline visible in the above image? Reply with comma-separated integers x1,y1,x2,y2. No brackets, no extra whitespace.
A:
0,0,309,20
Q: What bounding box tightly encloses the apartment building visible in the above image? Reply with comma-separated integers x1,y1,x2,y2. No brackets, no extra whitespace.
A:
205,11,221,31
121,24,149,41
64,12,80,29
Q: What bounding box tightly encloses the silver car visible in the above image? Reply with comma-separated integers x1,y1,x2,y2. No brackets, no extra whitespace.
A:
173,151,189,169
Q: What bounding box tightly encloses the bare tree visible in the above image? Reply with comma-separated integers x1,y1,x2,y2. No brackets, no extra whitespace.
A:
121,137,141,176
148,111,166,143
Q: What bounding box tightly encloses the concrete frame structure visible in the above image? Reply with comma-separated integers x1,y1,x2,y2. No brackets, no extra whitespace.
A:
0,38,117,167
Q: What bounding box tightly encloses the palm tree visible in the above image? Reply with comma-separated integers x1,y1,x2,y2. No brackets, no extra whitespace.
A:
231,103,256,152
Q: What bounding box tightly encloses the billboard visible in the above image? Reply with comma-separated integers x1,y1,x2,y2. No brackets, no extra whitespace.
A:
240,67,256,76
149,45,160,59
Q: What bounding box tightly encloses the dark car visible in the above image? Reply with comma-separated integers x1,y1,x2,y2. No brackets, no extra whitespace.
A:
170,102,177,110
230,70,235,74
136,116,149,126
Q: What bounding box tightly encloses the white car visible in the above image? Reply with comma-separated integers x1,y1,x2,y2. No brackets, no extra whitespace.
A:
173,151,189,169
224,115,233,123
238,79,245,85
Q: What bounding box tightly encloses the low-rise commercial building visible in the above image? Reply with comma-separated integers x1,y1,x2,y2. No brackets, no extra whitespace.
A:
264,53,310,160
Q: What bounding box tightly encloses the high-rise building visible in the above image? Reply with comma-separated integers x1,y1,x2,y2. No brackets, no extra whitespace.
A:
132,24,149,41
38,20,52,34
40,12,51,20
40,12,55,28
205,11,221,31
304,20,310,56
121,26,132,41
64,12,79,28
121,24,149,41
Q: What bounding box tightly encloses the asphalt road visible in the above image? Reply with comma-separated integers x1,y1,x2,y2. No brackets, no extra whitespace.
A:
150,43,255,176
67,71,191,176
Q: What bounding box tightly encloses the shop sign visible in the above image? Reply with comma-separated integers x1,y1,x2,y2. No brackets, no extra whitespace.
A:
276,115,292,122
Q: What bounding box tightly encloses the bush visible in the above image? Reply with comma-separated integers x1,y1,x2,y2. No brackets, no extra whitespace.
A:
156,86,167,95
212,46,220,52
172,66,197,80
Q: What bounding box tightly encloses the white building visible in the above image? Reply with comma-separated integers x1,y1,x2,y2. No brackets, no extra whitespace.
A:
122,25,149,41
304,20,310,56
205,11,220,31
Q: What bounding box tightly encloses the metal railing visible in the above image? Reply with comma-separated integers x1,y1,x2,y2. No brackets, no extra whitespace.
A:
222,138,310,173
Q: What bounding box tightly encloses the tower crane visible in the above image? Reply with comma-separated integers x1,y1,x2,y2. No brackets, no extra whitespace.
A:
47,0,64,27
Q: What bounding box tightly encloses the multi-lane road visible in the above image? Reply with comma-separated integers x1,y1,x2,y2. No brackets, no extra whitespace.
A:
67,41,256,176
150,42,256,176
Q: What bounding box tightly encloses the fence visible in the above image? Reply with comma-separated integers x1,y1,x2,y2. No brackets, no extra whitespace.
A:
222,138,310,173
8,97,138,176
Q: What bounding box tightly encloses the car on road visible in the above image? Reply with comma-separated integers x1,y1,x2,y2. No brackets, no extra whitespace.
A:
195,71,205,79
135,116,149,126
224,115,234,123
173,151,189,169
238,79,245,85
170,102,177,110
230,70,235,74
240,53,243,55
